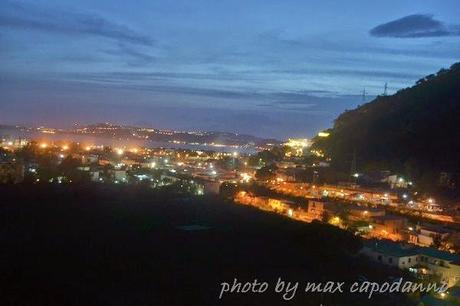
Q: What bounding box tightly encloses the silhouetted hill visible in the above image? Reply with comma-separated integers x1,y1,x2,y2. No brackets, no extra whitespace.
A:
0,184,408,306
313,63,460,192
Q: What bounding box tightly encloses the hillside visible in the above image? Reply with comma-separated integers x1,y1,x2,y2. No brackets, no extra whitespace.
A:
313,62,460,191
0,184,405,306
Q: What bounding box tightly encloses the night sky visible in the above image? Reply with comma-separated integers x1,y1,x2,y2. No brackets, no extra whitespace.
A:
1,0,459,139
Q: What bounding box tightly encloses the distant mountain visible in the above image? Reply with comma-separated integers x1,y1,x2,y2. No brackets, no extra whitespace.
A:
0,122,281,148
71,123,281,146
313,62,460,190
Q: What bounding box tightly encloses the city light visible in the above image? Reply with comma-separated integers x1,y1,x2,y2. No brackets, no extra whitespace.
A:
116,148,124,155
39,143,48,149
62,145,69,151
240,172,252,183
329,216,341,226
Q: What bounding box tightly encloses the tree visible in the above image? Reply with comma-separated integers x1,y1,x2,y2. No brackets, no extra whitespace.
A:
255,165,278,181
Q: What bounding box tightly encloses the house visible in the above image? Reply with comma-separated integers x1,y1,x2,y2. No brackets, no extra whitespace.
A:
371,215,407,235
307,199,329,220
109,169,128,183
361,239,419,269
82,154,99,164
409,224,451,247
362,239,460,287
418,247,460,287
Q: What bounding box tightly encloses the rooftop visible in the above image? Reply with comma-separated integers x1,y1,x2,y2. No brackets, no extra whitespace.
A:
364,239,460,262
363,239,419,257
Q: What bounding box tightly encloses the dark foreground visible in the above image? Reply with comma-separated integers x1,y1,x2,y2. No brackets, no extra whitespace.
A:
0,184,410,306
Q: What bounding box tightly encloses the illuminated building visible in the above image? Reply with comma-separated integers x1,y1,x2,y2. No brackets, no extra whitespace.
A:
284,138,311,156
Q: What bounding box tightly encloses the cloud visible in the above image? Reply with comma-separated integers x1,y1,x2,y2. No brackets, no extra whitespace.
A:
0,0,153,45
370,14,460,38
103,43,156,66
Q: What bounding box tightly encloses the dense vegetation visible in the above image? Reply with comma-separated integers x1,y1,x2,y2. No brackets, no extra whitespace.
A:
0,184,412,306
313,62,460,194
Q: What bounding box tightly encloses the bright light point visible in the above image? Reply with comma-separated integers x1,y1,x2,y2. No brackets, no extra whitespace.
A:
240,172,252,182
39,143,48,149
116,148,124,155
150,162,156,168
353,173,359,178
318,132,330,137
62,145,69,151
330,216,341,226
232,151,238,157
85,146,91,151
288,209,293,217
428,198,434,204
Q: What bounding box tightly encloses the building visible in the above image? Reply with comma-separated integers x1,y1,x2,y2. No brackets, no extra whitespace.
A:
361,239,419,269
371,215,407,235
202,180,221,195
348,206,386,221
307,199,327,220
418,247,460,286
109,169,128,183
409,224,451,247
362,239,460,287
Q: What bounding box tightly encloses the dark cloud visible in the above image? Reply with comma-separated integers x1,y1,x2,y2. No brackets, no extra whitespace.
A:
0,1,154,45
370,14,460,38
103,43,156,66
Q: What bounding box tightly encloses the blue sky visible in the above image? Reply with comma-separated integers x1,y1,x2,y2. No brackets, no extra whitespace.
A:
1,0,459,139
